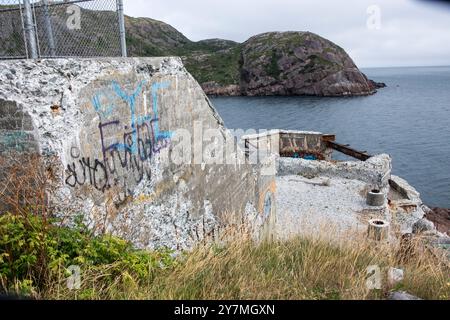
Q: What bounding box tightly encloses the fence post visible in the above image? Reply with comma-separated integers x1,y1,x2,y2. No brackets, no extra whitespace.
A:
42,0,56,57
23,0,38,59
117,0,127,57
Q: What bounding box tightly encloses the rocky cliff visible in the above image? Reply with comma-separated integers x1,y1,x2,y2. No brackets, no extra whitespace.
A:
239,32,383,97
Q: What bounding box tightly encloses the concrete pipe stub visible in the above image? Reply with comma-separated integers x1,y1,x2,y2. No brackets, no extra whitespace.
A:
367,189,385,207
368,219,390,241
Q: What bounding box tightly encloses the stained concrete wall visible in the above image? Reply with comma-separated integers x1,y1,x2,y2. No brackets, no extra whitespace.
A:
0,58,275,250
0,99,38,154
243,130,333,161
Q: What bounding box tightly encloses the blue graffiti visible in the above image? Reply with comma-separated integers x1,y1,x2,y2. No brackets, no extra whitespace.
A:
92,80,173,155
111,80,147,154
151,81,173,141
92,91,117,118
304,155,318,161
66,80,174,194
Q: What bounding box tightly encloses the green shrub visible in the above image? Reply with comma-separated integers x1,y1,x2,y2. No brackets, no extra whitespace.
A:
0,213,175,298
266,50,281,79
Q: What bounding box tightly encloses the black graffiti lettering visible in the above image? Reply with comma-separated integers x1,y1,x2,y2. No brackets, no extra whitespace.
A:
130,155,144,184
66,81,172,195
70,146,81,159
65,163,78,187
93,159,108,192
76,159,87,186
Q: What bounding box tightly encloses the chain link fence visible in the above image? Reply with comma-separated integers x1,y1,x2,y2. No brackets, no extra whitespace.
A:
0,0,127,59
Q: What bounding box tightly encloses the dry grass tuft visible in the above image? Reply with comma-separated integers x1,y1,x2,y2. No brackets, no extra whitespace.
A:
142,229,449,300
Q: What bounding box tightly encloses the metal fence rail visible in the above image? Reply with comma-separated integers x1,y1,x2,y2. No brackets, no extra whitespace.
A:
0,0,127,59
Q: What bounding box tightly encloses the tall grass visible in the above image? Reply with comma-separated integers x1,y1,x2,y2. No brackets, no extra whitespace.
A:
8,218,449,300
1,211,448,300
144,231,449,300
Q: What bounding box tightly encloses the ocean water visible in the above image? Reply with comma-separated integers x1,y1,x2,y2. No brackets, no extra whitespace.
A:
210,66,450,208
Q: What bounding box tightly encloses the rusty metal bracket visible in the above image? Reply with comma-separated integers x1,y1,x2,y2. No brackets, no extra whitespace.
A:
325,140,372,161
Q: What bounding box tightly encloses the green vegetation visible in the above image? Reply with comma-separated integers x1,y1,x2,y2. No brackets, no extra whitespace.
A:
0,213,175,299
126,35,165,57
300,54,340,74
183,46,242,86
266,50,281,79
1,212,448,300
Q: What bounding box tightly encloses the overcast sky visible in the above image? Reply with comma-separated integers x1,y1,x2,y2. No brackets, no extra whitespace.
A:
124,0,450,68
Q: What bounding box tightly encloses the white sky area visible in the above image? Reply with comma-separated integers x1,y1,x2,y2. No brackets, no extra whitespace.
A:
124,0,450,68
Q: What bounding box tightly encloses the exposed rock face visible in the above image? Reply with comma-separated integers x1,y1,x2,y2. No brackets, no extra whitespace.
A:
427,208,450,235
239,32,380,97
202,81,241,96
412,218,436,234
125,16,191,56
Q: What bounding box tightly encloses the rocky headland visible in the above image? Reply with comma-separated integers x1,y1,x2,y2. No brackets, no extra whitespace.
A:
237,32,385,97
122,17,387,96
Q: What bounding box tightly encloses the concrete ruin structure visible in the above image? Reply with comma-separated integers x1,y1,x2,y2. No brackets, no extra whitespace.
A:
243,130,433,238
0,57,447,250
0,57,276,250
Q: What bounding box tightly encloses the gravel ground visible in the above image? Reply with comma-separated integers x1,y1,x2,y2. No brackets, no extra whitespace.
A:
275,175,388,239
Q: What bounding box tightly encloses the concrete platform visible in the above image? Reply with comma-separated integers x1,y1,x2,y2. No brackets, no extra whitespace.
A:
275,174,388,239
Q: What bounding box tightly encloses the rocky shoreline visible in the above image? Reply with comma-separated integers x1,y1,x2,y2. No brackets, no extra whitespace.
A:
204,80,387,97
426,207,450,235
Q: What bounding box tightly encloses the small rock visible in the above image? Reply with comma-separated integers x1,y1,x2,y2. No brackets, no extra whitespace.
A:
435,236,450,245
388,291,422,301
5,73,14,80
412,218,436,234
388,268,404,286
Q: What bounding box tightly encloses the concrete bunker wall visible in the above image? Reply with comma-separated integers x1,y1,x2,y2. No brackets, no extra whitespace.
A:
0,57,274,250
243,130,333,162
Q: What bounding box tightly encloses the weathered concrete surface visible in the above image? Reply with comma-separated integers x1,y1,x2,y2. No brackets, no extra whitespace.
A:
275,175,387,238
0,99,39,154
0,58,275,250
273,154,431,239
277,154,392,189
388,175,427,233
